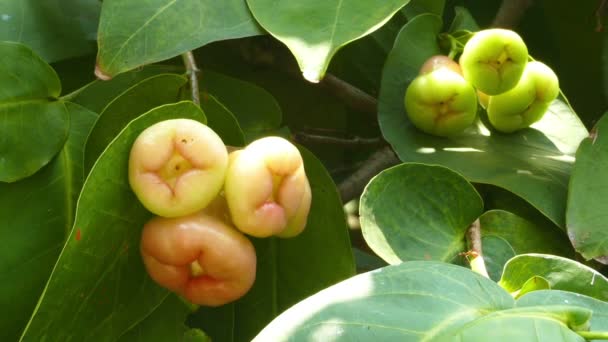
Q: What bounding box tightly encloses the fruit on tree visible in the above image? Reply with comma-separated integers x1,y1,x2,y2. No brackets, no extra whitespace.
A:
224,137,312,238
140,212,256,306
486,61,559,133
404,56,478,137
459,29,529,95
128,119,228,218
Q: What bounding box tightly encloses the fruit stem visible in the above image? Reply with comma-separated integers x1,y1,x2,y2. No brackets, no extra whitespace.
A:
465,219,490,278
182,51,201,106
576,331,608,340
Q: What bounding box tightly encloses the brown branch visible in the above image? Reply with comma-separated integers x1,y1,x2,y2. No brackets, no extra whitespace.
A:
465,219,490,278
338,146,400,203
182,51,201,106
294,132,385,148
492,0,534,28
318,73,378,118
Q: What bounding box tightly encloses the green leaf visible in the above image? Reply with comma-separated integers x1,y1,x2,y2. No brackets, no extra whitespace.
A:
402,0,445,20
481,235,516,281
433,305,589,342
199,94,245,146
518,290,608,332
499,254,608,301
0,103,96,341
253,261,514,341
95,0,262,78
199,70,282,137
0,41,69,182
118,295,206,342
378,14,588,228
514,276,551,299
448,6,479,32
0,0,100,63
360,163,483,264
246,0,411,82
189,147,356,342
84,74,188,171
567,113,608,261
67,65,183,113
20,102,206,341
481,210,574,279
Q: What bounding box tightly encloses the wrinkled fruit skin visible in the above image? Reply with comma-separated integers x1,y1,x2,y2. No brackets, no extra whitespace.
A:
460,29,528,95
140,212,256,306
487,61,559,133
129,119,228,218
404,67,478,137
224,137,312,238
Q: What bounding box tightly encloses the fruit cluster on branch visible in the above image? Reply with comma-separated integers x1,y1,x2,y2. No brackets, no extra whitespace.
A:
405,29,559,136
129,119,312,306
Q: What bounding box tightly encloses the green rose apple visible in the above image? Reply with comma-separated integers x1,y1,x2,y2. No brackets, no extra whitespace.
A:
460,29,529,95
486,61,559,133
404,67,478,137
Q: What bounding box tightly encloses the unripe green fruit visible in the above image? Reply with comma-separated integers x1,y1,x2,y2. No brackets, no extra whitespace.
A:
129,119,228,218
486,61,559,133
460,29,529,95
404,67,478,137
420,55,463,75
224,137,312,238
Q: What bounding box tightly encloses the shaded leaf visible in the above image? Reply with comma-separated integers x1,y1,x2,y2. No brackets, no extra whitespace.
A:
378,14,587,228
84,74,188,171
0,103,96,341
481,209,574,279
246,0,411,82
499,254,608,301
20,102,206,341
68,65,183,113
189,147,356,342
0,0,100,63
0,41,69,182
448,6,479,32
199,94,245,146
567,113,608,261
199,70,282,137
360,163,483,264
481,235,516,281
515,276,551,299
402,0,445,20
253,261,514,341
96,0,262,78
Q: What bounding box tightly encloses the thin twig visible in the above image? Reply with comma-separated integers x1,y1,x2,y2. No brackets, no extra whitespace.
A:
491,0,534,28
182,51,201,106
294,132,385,148
338,147,400,203
465,219,490,278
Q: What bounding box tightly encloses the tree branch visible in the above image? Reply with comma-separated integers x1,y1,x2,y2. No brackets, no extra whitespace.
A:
338,146,400,203
318,73,378,118
492,0,534,28
465,219,490,278
182,51,201,106
294,132,385,148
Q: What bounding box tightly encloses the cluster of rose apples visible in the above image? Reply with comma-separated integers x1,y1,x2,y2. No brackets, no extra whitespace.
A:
405,28,560,136
128,119,312,306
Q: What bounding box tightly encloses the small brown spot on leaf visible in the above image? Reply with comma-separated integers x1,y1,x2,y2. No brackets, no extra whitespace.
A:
75,229,81,241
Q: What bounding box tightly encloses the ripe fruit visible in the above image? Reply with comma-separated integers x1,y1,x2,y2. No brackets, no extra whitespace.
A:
140,212,256,306
224,137,312,238
486,61,559,133
404,57,478,137
460,29,528,95
128,119,228,218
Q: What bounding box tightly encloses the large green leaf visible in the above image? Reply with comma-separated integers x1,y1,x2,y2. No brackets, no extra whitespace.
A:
118,295,208,342
20,102,207,341
199,94,245,146
0,41,69,182
567,113,608,261
0,0,100,63
95,0,262,78
189,147,356,342
0,103,96,341
84,74,188,171
499,254,608,301
518,290,608,332
360,163,483,264
378,14,588,229
246,0,411,82
481,210,574,279
253,261,515,341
